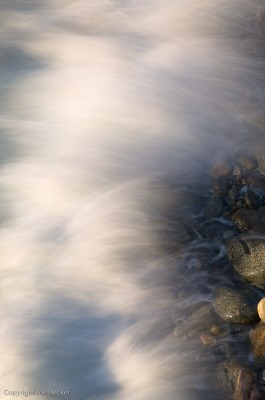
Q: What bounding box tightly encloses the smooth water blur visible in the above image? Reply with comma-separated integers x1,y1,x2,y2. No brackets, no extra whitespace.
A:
0,1,265,399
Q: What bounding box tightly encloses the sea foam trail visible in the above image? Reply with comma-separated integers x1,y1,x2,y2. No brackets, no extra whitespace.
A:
0,1,264,399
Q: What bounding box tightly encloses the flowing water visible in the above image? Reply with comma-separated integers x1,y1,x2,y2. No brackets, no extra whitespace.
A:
1,1,265,399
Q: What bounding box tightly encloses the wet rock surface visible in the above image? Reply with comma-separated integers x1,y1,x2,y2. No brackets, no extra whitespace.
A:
251,322,265,370
213,286,260,324
213,362,259,400
257,299,265,323
227,238,265,286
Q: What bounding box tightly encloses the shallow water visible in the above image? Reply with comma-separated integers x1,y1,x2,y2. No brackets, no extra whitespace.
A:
1,1,265,399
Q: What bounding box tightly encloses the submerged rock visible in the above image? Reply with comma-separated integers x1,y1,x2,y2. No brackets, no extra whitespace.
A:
213,361,258,400
235,154,256,171
204,198,223,219
243,190,259,209
250,322,265,369
212,178,227,198
252,142,265,175
213,286,259,324
226,238,265,285
212,160,233,177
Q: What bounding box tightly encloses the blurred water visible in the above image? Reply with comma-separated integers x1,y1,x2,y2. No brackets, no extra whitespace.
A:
0,1,265,399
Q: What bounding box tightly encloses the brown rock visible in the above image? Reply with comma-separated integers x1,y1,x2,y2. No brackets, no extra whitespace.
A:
200,333,217,346
234,368,255,400
212,160,232,177
250,322,265,369
231,209,265,233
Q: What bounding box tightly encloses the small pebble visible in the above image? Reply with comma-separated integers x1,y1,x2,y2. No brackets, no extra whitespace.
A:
200,333,217,346
211,324,229,336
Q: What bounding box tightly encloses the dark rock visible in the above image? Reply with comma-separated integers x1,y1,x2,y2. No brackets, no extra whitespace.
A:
227,185,241,206
213,286,259,324
213,178,227,198
231,209,265,233
201,221,224,240
204,198,223,219
227,238,265,285
190,246,219,267
243,190,259,209
243,174,265,192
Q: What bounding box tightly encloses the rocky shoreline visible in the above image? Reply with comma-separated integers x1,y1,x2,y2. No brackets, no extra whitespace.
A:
176,146,265,399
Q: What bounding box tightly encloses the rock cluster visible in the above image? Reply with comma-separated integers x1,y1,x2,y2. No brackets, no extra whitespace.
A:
193,149,265,399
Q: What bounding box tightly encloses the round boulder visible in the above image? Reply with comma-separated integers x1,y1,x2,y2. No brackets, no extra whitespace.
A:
213,286,259,324
226,237,265,285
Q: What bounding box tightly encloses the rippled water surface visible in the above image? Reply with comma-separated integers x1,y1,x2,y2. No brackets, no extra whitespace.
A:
1,1,265,399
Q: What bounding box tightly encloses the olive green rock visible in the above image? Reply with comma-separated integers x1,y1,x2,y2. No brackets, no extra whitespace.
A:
213,286,259,324
226,238,265,285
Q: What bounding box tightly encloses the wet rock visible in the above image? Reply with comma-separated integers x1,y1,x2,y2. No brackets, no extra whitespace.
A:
257,298,265,322
201,221,224,240
200,333,217,346
250,322,265,369
213,361,257,400
252,143,265,175
231,209,265,233
227,185,241,206
243,190,259,209
233,368,260,400
243,174,265,192
213,286,259,324
233,166,242,177
211,323,230,336
212,160,233,177
190,246,219,267
162,219,195,252
213,178,228,198
204,198,223,219
256,6,265,25
227,238,265,285
236,154,256,171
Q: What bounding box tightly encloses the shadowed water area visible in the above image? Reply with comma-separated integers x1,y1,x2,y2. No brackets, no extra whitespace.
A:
1,1,265,399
